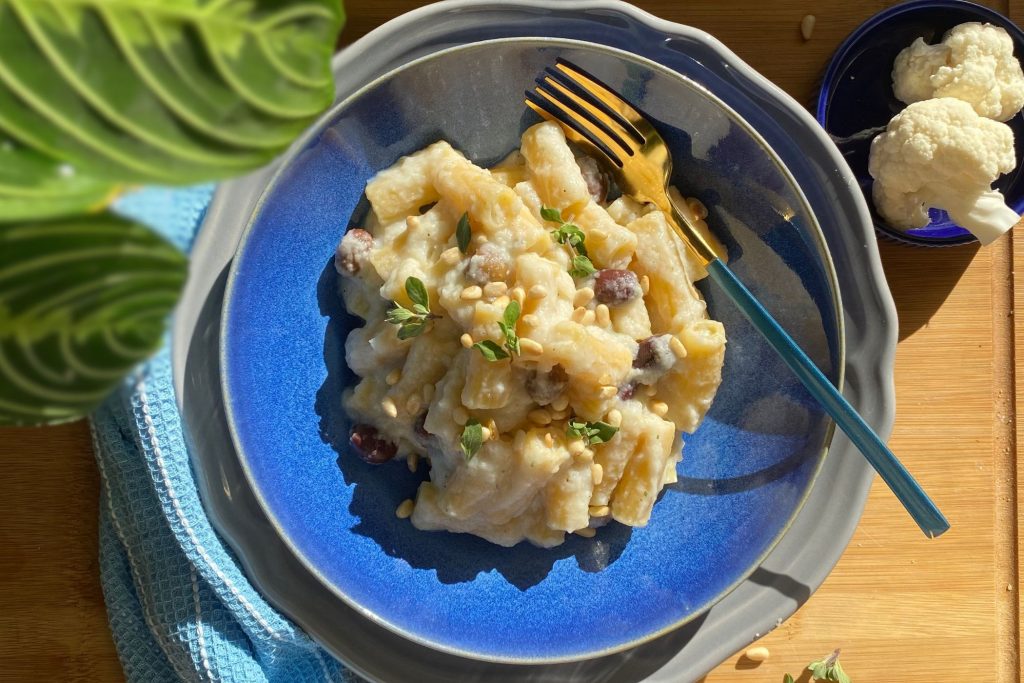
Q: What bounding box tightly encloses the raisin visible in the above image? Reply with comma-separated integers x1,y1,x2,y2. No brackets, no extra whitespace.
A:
525,365,569,405
335,229,373,276
465,243,510,285
349,424,397,464
576,155,608,204
594,269,642,306
633,335,675,372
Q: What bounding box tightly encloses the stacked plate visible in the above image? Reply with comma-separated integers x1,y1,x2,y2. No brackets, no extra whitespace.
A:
173,2,896,681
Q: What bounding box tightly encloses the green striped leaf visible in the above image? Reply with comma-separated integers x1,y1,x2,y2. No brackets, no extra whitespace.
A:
0,137,117,221
0,214,187,425
0,0,344,183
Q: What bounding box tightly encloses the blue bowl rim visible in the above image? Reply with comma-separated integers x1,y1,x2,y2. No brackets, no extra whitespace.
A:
816,0,1024,246
219,35,845,664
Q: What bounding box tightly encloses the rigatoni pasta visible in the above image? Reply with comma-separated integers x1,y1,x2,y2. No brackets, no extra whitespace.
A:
335,121,726,547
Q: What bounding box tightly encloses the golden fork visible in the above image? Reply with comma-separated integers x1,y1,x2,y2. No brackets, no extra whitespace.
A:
526,60,949,538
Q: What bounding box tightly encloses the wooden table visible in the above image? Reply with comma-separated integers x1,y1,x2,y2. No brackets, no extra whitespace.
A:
1,1,1020,681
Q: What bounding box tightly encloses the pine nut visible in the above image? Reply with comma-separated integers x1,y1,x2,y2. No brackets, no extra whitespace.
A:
600,385,617,398
568,440,586,456
406,395,422,415
483,281,508,298
573,287,595,307
639,275,650,294
589,503,609,516
528,409,552,426
575,527,596,538
591,465,604,486
544,433,554,447
522,314,540,327
460,333,474,348
395,499,415,519
571,306,587,323
669,336,687,358
511,286,526,305
650,400,669,417
385,369,402,386
744,646,770,662
581,310,596,326
595,304,611,327
460,286,482,301
528,284,548,299
520,338,544,355
441,247,461,265
552,395,570,412
607,409,622,428
381,397,398,418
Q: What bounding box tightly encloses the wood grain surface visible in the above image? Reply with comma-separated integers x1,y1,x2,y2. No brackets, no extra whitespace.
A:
1,1,1020,681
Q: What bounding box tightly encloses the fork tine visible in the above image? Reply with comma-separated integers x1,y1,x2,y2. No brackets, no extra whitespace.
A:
525,90,627,167
537,76,636,157
553,60,658,141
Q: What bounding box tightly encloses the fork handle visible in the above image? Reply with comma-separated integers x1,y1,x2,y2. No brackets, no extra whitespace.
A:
705,258,950,538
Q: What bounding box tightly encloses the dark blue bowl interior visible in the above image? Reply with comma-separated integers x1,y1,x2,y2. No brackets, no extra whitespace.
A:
817,0,1024,245
222,40,841,661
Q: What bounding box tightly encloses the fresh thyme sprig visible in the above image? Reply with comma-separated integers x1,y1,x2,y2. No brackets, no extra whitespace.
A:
541,206,597,278
566,418,619,445
385,276,439,339
472,300,521,361
785,648,851,683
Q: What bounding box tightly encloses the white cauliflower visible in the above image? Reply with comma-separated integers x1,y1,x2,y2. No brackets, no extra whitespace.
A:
869,98,1019,244
892,22,1024,122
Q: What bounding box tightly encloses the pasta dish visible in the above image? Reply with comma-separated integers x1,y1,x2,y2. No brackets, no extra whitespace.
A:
334,121,726,547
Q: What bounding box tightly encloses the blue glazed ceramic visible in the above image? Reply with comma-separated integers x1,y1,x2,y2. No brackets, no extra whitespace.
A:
221,38,842,663
817,0,1024,246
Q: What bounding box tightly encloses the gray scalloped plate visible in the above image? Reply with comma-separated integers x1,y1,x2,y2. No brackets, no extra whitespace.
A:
173,1,895,681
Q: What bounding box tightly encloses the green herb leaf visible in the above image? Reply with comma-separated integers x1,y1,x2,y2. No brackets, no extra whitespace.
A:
784,676,795,683
566,419,619,445
540,206,563,223
503,300,521,329
0,214,187,426
586,421,619,444
807,649,850,683
551,224,588,255
570,255,597,278
385,306,416,324
460,419,484,460
411,304,429,316
456,212,472,253
397,321,427,340
472,340,510,362
405,276,429,309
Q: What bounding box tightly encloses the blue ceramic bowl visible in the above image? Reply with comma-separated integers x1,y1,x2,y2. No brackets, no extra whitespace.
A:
817,0,1024,246
221,38,842,663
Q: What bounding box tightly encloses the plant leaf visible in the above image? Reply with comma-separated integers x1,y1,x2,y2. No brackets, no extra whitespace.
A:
0,137,118,222
460,419,483,460
396,321,426,340
385,306,415,325
456,212,471,253
0,213,187,425
0,0,344,183
784,676,795,683
586,421,619,444
540,206,563,223
570,255,597,278
405,276,429,309
503,300,521,329
472,340,509,362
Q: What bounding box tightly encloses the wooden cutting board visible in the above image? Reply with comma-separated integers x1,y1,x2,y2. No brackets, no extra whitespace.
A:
0,1,1020,681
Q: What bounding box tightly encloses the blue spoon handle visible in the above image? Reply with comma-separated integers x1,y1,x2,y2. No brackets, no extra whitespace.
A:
706,259,949,538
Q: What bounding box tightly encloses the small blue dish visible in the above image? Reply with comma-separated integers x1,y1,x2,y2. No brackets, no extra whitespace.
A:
221,38,842,662
817,0,1024,246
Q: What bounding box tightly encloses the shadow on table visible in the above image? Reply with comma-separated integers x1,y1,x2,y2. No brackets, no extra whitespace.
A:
878,239,981,341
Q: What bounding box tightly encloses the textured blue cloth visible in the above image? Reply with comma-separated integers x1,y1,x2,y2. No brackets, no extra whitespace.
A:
91,187,352,683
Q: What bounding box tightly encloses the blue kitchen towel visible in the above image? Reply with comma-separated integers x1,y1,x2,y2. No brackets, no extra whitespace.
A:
90,186,354,683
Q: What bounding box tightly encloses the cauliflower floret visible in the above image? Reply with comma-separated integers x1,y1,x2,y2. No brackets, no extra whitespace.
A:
869,98,1019,244
893,22,1024,122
